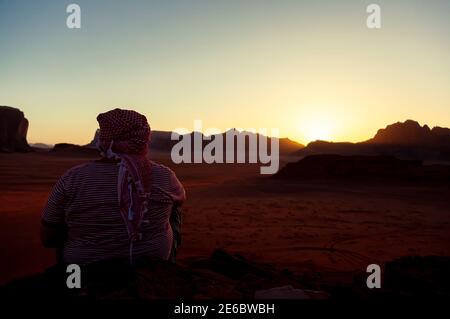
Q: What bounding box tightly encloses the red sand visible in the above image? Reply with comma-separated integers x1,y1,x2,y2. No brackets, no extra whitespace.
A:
1,152,449,285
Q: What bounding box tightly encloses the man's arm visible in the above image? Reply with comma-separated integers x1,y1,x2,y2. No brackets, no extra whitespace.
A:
41,171,70,253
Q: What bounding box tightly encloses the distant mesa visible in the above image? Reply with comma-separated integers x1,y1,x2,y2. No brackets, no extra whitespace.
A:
0,106,32,153
30,143,53,150
51,143,99,157
295,120,450,161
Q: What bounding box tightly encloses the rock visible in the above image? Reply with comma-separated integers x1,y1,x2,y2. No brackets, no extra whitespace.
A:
0,249,325,299
51,143,99,157
294,120,450,161
0,106,32,152
369,120,450,146
384,256,450,297
255,285,310,299
30,143,53,150
84,129,100,149
274,154,450,183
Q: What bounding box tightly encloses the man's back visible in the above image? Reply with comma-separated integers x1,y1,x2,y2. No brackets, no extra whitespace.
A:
42,159,185,265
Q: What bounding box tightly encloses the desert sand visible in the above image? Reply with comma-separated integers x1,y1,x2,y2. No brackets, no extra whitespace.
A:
1,150,449,291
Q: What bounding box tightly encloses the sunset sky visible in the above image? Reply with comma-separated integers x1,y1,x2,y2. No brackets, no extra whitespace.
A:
1,0,449,145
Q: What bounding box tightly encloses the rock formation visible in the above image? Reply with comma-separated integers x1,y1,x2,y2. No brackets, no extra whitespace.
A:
1,249,327,299
274,154,450,183
51,143,99,157
368,120,450,146
0,106,32,152
294,120,450,161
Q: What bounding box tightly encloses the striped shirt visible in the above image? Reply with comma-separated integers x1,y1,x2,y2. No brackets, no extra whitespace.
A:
41,159,186,265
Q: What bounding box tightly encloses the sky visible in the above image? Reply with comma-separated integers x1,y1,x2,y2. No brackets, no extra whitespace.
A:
0,0,449,145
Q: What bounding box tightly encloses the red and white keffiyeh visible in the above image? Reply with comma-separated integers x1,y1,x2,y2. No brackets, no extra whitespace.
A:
96,109,152,255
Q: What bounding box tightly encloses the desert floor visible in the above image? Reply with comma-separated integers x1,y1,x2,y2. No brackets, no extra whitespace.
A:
1,151,449,287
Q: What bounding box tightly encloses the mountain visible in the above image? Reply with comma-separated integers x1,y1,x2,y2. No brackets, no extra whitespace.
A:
30,143,53,149
86,129,304,156
367,120,450,146
51,143,100,157
294,120,450,161
0,106,32,152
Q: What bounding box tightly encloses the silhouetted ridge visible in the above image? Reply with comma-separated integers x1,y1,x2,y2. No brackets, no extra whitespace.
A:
52,143,99,157
87,129,304,155
295,120,450,161
367,120,450,145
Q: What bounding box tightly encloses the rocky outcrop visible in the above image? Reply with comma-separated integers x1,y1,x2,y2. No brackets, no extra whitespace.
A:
85,129,100,148
51,143,99,157
2,250,448,299
368,120,450,146
294,120,450,161
1,249,326,299
0,106,32,152
274,154,450,183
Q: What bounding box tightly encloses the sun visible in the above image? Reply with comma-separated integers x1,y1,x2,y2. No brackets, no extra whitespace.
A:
302,121,333,143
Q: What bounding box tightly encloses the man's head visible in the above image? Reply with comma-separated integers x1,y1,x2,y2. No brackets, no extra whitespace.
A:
97,108,151,155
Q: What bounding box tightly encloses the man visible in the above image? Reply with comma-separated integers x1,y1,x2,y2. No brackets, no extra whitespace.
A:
40,108,185,266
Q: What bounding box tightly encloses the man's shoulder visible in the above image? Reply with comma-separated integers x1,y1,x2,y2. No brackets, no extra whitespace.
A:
63,160,115,177
150,161,176,177
150,161,185,201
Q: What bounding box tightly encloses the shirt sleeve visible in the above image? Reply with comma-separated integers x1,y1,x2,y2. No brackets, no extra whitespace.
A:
41,171,71,225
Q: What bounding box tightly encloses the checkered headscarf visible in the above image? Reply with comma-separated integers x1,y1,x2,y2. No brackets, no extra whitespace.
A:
97,109,152,257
